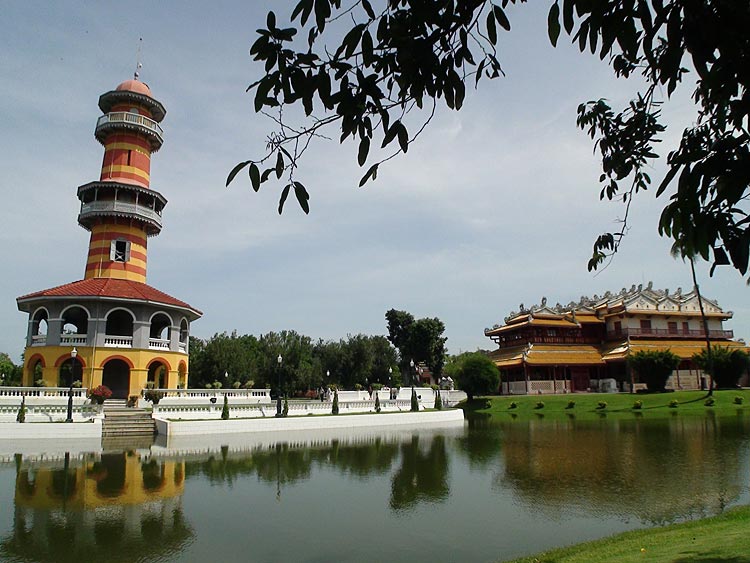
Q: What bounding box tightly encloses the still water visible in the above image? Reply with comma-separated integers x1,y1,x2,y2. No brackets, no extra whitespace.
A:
0,412,748,563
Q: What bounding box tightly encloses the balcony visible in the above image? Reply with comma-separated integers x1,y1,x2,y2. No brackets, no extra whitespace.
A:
31,335,47,347
104,336,133,348
149,338,170,350
60,334,87,346
79,199,162,231
95,112,164,149
612,328,734,339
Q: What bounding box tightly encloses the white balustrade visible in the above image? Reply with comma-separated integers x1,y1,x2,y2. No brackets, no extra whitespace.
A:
31,335,47,346
104,336,133,348
178,342,187,353
80,200,162,225
149,338,170,350
96,111,164,139
60,334,87,346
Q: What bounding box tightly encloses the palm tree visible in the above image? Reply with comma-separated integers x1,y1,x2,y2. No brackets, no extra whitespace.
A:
669,241,715,396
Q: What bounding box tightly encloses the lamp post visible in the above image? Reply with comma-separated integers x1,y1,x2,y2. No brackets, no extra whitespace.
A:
66,347,77,423
409,359,415,387
276,354,283,416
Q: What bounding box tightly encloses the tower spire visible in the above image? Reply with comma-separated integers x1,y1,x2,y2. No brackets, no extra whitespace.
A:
134,37,143,80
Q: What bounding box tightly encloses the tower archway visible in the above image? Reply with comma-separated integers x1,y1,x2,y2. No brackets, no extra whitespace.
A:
147,359,169,389
102,358,131,399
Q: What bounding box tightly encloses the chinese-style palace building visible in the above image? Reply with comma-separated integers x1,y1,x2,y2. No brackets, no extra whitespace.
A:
16,76,201,398
485,283,748,394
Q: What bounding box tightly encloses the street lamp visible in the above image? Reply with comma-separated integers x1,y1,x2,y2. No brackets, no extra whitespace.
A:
276,354,283,416
409,359,415,386
66,347,77,423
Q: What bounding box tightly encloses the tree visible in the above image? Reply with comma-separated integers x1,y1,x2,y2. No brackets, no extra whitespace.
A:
693,347,749,389
457,353,499,400
221,395,230,420
233,1,750,281
385,309,447,380
628,349,681,392
0,353,21,386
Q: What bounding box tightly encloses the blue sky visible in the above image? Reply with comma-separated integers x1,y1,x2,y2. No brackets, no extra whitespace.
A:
1,0,747,363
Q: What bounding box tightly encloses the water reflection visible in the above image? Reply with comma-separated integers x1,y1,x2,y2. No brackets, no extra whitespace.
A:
1,451,192,563
494,412,750,524
0,416,747,563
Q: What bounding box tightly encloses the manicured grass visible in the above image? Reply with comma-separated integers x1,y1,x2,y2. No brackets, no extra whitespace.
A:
462,389,749,421
500,504,750,563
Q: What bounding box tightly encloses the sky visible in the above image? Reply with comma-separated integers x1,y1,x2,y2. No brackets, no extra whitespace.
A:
1,0,747,363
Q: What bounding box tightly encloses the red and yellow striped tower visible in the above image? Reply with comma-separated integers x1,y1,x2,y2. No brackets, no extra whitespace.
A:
17,76,201,398
79,79,167,282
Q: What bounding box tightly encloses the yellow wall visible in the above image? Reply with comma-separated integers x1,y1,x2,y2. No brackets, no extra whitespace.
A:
23,345,189,394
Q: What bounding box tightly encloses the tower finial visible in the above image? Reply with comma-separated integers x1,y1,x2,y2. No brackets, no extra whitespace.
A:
134,37,143,80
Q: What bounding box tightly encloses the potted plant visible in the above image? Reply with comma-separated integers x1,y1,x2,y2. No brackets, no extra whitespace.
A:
88,385,112,405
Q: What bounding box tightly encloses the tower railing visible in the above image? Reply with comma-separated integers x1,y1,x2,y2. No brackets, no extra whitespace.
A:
96,112,164,146
79,200,163,228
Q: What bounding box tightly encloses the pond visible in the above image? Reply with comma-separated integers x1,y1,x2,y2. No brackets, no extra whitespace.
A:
0,412,748,563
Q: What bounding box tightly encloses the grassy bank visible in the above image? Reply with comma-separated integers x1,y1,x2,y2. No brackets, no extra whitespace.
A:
462,389,749,421
501,504,750,563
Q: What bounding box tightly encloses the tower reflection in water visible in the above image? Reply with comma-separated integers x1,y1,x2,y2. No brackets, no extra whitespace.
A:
2,451,192,563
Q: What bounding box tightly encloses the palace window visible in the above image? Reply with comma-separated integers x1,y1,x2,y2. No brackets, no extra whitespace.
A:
639,319,652,334
668,321,678,334
110,239,131,262
614,321,622,336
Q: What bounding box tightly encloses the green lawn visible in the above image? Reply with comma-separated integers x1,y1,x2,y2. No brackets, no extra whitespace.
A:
462,389,749,421
500,504,750,563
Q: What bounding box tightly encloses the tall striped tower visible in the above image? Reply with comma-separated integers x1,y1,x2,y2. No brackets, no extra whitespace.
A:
17,77,201,399
79,79,166,282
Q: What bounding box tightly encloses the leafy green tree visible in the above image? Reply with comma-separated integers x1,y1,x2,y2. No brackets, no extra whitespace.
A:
0,353,21,386
628,350,681,392
233,1,750,281
459,353,499,400
693,347,750,389
189,332,260,389
386,309,447,381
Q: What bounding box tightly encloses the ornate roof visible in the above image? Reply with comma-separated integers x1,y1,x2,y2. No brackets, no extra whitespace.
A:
17,278,202,317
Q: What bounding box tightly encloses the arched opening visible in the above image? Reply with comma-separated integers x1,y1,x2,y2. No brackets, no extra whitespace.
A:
178,361,187,389
147,361,168,389
149,313,172,347
94,453,126,498
105,309,134,337
141,459,166,492
61,306,88,338
58,357,83,388
102,358,131,399
31,309,48,345
179,319,189,344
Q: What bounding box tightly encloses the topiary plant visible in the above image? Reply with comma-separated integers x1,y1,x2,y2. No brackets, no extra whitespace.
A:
16,397,26,423
633,400,643,410
508,401,517,409
669,399,679,408
434,390,443,410
332,389,339,415
410,386,419,412
534,401,545,410
375,393,382,413
596,401,608,410
221,395,230,419
734,396,744,405
283,394,289,417
566,400,576,409
143,389,163,405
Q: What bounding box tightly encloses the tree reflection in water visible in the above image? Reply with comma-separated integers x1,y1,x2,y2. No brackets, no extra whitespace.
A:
390,435,449,511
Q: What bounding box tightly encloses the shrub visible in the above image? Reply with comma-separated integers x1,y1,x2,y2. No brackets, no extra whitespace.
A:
633,400,643,410
143,389,163,405
508,401,518,409
354,383,363,391
242,380,254,389
693,347,750,389
126,395,139,408
16,397,26,423
705,397,716,407
72,380,83,388
430,384,439,391
458,353,500,400
332,389,339,415
375,393,382,413
34,378,46,388
212,381,223,389
566,400,576,409
596,401,607,410
734,396,744,405
283,395,289,417
232,381,241,389
434,391,443,410
372,383,383,391
628,350,681,392
669,399,679,408
221,395,230,419
534,401,545,410
410,387,419,412
88,385,112,405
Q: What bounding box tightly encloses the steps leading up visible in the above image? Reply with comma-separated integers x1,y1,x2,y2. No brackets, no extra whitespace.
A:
102,400,156,437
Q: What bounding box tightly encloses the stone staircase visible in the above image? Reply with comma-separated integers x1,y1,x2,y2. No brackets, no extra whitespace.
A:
101,399,156,437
